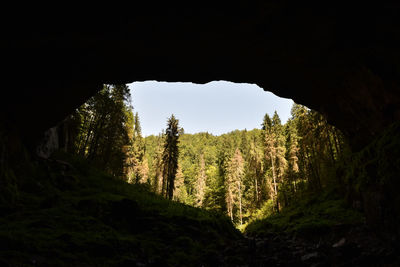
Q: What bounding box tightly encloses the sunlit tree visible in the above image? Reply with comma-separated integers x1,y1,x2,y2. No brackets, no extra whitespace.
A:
194,154,207,207
225,148,245,225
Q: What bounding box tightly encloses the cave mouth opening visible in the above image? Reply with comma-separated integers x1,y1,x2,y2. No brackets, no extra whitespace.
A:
33,79,347,232
46,80,347,230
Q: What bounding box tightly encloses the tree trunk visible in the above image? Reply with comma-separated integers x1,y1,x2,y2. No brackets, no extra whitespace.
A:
79,116,95,155
254,175,258,203
293,177,297,194
270,152,279,213
333,128,341,156
229,194,233,222
311,144,322,191
238,181,243,226
327,131,336,164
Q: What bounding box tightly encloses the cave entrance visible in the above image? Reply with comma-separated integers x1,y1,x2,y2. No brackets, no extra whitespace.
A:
37,80,346,230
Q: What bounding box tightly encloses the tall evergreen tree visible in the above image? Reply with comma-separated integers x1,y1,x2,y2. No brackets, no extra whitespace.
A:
248,137,264,206
131,113,147,183
225,148,245,225
286,121,299,176
162,115,181,200
271,112,287,197
263,112,287,212
134,112,142,137
194,154,207,207
124,107,136,183
153,134,164,194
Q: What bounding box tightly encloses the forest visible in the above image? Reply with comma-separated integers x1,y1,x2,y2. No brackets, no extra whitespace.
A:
62,84,350,229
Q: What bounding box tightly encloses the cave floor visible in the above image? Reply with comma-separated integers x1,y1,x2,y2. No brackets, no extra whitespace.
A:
221,227,398,267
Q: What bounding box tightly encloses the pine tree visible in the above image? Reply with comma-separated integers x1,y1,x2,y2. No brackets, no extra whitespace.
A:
134,112,142,137
124,107,136,183
131,112,147,183
263,112,287,212
225,148,245,225
248,137,264,206
272,111,287,195
287,120,299,190
162,115,181,200
194,154,207,207
173,164,187,202
153,134,164,194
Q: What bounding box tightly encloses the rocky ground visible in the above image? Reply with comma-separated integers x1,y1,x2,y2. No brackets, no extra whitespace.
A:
220,225,399,267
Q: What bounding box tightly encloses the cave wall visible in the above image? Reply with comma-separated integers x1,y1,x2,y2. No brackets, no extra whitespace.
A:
2,3,400,148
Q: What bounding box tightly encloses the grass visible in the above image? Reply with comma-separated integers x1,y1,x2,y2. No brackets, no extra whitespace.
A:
245,189,365,238
0,152,240,266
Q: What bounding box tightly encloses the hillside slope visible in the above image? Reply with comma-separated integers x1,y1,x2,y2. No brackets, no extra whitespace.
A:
0,152,241,266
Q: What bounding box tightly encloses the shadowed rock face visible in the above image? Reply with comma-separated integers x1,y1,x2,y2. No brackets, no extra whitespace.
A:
2,3,400,148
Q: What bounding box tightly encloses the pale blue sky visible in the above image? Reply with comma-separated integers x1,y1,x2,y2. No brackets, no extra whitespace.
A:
128,81,294,136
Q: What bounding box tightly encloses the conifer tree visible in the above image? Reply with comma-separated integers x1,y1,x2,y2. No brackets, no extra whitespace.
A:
248,137,264,206
124,107,136,183
134,112,142,137
225,148,245,225
272,112,287,193
263,112,287,212
131,113,147,183
162,115,181,200
194,154,207,207
286,120,299,185
153,134,164,194
173,163,186,201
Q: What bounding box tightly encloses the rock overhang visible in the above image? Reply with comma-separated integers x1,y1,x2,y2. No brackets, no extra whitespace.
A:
2,3,399,149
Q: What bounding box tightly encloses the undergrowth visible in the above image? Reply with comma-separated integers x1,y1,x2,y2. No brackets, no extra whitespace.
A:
245,189,364,238
0,151,240,266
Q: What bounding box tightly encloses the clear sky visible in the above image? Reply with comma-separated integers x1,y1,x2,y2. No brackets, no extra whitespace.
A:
128,81,294,136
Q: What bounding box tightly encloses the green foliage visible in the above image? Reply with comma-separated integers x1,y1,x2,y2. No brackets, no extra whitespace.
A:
126,112,148,184
142,104,351,230
251,199,275,221
246,190,364,237
65,84,132,178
